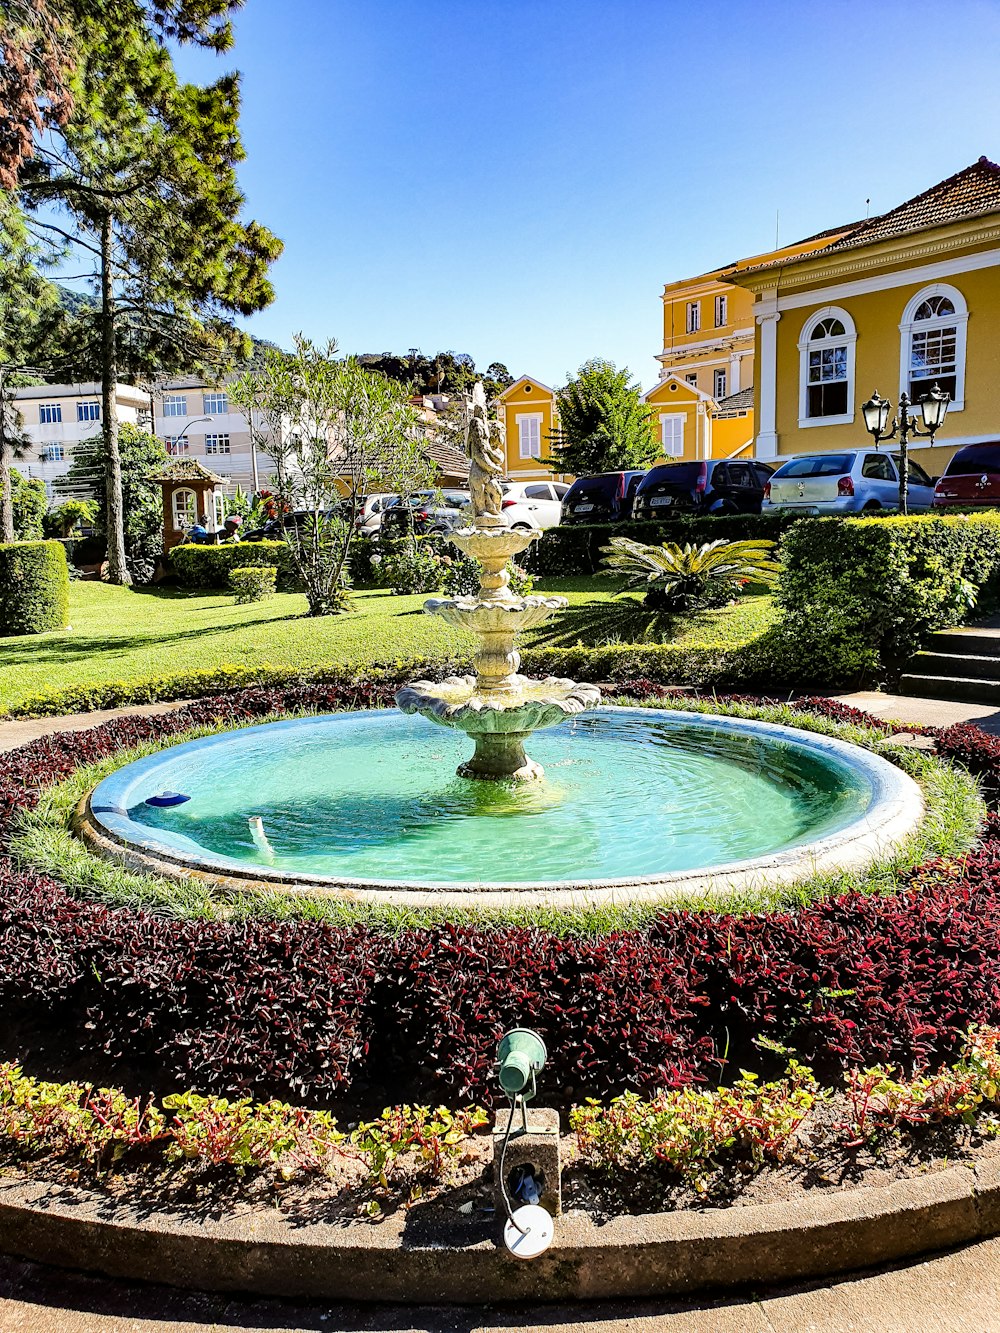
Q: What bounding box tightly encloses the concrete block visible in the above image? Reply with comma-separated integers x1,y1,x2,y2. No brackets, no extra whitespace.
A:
492,1105,561,1217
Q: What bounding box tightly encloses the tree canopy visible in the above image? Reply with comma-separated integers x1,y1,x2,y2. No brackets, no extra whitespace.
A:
547,359,658,477
357,350,513,403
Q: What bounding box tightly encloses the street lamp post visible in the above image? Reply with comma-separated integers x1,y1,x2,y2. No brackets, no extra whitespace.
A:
166,416,210,455
861,385,950,515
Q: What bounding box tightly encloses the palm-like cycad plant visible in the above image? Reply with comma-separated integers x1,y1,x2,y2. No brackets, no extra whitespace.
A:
601,536,781,611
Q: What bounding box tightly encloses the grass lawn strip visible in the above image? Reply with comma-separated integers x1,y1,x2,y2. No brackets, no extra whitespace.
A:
0,579,774,714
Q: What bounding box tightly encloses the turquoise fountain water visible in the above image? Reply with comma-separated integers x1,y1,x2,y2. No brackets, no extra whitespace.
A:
92,708,877,888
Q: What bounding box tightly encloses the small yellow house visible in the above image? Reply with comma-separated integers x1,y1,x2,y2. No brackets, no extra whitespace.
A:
642,375,715,461
733,157,1000,475
497,375,561,480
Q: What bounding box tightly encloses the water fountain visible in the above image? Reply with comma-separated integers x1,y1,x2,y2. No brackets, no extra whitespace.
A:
396,383,600,781
78,382,925,908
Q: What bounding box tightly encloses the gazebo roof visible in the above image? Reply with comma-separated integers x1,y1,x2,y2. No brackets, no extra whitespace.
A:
148,458,225,485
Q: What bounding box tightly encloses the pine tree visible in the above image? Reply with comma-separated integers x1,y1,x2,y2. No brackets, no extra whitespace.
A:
547,359,658,477
16,3,282,582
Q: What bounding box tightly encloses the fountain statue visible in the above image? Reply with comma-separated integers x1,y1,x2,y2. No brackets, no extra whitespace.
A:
396,383,601,780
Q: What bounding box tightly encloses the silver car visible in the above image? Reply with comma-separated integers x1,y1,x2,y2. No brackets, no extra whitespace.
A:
762,449,936,514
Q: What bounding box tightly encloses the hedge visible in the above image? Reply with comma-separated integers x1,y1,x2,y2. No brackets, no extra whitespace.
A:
0,540,70,636
778,512,1000,682
0,688,999,1109
524,513,804,577
0,638,796,718
170,541,299,591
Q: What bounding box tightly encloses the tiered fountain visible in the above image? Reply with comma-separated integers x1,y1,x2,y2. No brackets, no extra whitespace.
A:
396,384,601,781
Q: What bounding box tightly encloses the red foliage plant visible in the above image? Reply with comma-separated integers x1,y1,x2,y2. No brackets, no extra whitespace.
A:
1,684,999,1109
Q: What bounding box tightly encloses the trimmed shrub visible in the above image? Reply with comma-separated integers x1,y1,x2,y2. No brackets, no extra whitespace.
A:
230,565,277,604
526,513,802,577
779,513,1000,682
0,540,70,636
380,542,447,594
170,541,299,591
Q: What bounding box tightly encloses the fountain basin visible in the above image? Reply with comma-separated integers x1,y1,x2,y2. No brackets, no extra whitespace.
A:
79,707,924,911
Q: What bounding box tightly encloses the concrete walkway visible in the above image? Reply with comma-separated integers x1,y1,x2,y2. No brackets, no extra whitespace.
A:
835,689,1000,734
0,700,186,753
1,1240,999,1331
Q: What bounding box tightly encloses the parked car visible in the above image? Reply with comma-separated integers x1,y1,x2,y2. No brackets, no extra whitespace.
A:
380,489,473,537
242,508,343,541
933,443,1000,509
560,470,647,524
355,492,399,535
632,458,773,520
762,450,936,514
500,480,570,530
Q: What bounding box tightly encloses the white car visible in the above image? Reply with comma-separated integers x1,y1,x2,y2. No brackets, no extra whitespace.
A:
763,450,936,514
500,480,569,530
356,492,399,535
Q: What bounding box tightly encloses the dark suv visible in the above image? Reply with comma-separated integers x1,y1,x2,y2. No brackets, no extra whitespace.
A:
632,459,773,520
560,470,647,524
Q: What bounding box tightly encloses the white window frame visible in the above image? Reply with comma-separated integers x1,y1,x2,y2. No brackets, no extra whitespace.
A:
171,487,197,530
685,373,698,386
516,412,542,459
713,368,727,399
162,394,188,417
202,391,228,414
204,433,231,455
658,412,684,458
685,301,701,333
165,436,189,456
43,444,65,462
76,401,100,422
38,403,62,424
899,282,967,412
797,305,857,428
714,294,727,327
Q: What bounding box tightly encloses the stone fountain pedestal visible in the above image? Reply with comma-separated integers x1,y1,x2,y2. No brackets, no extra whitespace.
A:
395,519,600,782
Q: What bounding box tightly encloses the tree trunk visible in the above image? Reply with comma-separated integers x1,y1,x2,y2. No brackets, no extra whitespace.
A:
100,211,131,585
0,373,14,544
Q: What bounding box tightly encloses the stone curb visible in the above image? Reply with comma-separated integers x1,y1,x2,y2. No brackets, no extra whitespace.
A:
1,1158,999,1303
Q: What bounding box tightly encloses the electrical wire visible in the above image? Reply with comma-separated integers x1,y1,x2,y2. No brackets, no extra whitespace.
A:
497,1096,528,1237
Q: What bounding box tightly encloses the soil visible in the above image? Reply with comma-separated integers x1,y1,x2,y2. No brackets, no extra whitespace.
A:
3,1093,999,1230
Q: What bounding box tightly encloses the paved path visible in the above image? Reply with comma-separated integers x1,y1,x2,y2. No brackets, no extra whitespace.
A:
3,688,1000,1330
1,1240,1000,1331
0,700,186,753
835,689,1000,733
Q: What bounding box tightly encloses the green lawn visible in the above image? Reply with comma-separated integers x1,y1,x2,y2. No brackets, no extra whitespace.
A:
0,576,774,712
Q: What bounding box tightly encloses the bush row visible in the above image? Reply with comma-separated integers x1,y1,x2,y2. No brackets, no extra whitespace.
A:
1,685,999,1109
169,541,300,591
779,513,1000,681
523,513,803,577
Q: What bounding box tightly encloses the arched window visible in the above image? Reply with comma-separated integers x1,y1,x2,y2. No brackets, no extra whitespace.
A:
900,284,967,409
172,487,197,531
798,307,856,426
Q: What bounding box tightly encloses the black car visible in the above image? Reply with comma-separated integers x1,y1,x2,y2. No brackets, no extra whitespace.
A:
242,508,342,541
631,459,774,520
560,470,647,524
379,489,473,538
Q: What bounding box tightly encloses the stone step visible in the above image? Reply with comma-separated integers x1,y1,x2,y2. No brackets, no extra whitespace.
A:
927,629,1000,656
907,651,1000,681
899,673,1000,705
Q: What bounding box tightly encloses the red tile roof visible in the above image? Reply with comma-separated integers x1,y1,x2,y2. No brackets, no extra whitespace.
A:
741,158,1000,275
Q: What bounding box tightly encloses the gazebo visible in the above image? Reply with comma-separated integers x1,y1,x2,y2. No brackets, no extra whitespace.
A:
150,458,227,552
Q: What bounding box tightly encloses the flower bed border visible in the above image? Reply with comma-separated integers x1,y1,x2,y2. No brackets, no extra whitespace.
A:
0,1156,999,1302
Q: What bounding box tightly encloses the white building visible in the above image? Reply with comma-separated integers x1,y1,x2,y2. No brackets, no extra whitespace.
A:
152,377,274,492
13,382,151,498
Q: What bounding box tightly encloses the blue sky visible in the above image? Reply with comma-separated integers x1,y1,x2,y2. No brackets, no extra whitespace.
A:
174,0,1000,391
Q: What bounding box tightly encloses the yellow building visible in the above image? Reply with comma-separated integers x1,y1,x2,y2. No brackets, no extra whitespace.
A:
497,375,561,480
732,157,1000,475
